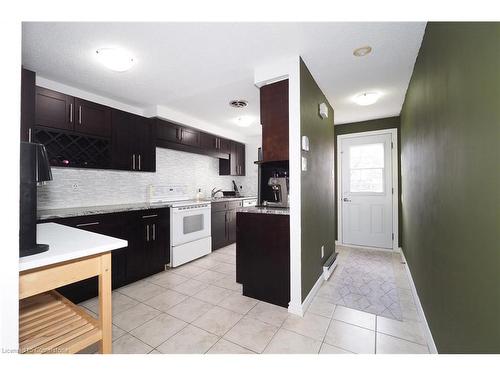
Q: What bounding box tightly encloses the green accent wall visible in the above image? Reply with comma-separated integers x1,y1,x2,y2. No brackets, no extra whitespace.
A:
299,59,336,301
400,22,500,353
334,117,402,245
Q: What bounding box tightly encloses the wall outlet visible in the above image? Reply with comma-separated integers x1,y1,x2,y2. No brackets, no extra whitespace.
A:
321,245,324,258
71,183,79,191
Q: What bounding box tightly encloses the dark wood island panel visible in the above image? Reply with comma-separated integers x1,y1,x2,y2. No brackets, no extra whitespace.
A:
236,212,290,308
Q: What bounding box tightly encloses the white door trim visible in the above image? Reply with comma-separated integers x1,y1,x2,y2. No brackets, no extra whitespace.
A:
337,128,399,250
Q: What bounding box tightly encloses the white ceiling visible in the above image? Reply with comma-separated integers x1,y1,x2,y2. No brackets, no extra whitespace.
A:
22,22,426,135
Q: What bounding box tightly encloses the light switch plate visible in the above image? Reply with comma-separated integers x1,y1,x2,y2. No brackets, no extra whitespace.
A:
301,136,310,151
302,156,307,171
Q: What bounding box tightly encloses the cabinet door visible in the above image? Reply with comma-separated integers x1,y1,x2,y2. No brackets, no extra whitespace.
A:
35,86,74,131
135,116,156,172
156,119,181,143
124,212,149,282
219,138,231,154
148,209,169,273
180,127,200,147
200,132,217,152
211,210,228,250
74,98,111,137
237,142,246,176
229,142,238,176
111,109,135,171
227,209,237,244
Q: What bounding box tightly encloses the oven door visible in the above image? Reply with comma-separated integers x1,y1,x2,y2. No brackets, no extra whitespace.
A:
171,206,211,246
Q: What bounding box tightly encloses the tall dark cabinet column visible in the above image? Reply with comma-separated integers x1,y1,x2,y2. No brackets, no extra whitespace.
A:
21,68,36,142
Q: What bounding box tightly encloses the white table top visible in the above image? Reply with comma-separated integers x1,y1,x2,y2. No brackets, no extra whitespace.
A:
19,223,128,272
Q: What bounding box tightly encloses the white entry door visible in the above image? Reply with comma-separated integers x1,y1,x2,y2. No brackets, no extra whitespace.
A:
340,132,394,249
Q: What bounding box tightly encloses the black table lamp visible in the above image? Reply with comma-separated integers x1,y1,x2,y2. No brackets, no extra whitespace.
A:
20,142,52,257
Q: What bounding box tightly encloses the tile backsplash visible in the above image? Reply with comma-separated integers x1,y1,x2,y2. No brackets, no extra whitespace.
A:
37,147,258,209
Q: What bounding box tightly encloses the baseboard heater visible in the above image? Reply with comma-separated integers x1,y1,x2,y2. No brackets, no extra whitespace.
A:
323,252,338,281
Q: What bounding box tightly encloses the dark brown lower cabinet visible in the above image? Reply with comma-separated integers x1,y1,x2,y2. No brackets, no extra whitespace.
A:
236,212,290,308
211,200,242,250
39,208,170,303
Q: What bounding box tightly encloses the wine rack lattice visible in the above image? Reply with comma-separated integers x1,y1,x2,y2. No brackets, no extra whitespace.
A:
33,127,111,169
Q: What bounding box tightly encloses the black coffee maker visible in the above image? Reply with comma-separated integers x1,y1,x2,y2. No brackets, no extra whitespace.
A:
20,142,52,257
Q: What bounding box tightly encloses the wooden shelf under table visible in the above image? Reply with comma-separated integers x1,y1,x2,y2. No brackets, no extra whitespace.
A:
19,290,101,354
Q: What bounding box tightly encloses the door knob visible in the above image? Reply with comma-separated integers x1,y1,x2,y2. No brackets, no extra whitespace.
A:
343,198,351,202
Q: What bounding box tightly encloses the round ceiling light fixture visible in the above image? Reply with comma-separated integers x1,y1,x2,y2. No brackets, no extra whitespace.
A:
229,99,248,108
95,48,135,72
353,46,372,57
353,92,381,106
234,116,254,127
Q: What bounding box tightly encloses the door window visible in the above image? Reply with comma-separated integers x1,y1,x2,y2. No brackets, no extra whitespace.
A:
349,143,384,193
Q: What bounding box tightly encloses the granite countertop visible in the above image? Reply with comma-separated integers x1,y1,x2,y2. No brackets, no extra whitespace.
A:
37,196,258,220
237,206,290,215
20,223,128,271
37,202,171,220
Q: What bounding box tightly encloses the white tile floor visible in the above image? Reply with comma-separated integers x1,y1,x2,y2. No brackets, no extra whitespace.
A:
78,244,430,354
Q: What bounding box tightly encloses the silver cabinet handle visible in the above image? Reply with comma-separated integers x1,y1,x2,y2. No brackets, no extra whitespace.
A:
138,154,141,170
343,198,351,202
152,224,156,241
69,103,73,123
78,105,82,124
141,214,158,218
28,128,32,143
132,154,136,170
76,222,100,227
146,224,150,242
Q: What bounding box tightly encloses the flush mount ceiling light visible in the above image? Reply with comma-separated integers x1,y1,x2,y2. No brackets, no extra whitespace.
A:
234,116,254,127
353,92,381,106
95,48,135,72
229,99,248,108
353,46,372,57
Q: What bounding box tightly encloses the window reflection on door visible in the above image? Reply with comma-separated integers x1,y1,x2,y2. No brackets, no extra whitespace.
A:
349,143,384,193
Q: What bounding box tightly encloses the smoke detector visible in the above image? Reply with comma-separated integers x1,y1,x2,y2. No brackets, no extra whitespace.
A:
353,46,372,57
229,100,248,108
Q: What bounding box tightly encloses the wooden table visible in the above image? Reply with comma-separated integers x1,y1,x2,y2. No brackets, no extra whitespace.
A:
18,223,127,354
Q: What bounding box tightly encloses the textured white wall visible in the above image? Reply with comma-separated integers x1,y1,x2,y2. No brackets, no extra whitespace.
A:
38,145,259,209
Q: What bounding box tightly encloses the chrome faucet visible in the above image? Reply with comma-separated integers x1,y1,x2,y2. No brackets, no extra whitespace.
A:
211,188,223,199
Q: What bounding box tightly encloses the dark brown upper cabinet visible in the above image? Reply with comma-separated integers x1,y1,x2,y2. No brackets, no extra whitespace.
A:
111,109,155,172
35,86,74,132
180,127,200,147
260,79,289,162
35,86,111,138
156,119,182,144
219,140,246,176
200,133,231,159
74,98,111,138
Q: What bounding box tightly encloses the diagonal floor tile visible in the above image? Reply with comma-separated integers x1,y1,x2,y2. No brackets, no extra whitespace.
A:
129,313,187,347
332,305,376,330
207,339,254,354
192,306,243,336
193,285,233,304
117,281,166,302
170,279,208,296
156,325,218,354
264,328,321,354
247,301,289,327
218,292,258,314
282,312,330,341
166,297,214,323
113,303,161,332
324,320,375,354
143,289,188,312
112,333,153,354
376,316,426,344
376,332,429,354
224,317,278,353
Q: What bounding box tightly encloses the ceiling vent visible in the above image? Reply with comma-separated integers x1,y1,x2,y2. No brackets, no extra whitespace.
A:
229,100,248,108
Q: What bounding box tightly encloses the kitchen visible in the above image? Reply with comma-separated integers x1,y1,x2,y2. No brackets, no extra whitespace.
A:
11,19,485,358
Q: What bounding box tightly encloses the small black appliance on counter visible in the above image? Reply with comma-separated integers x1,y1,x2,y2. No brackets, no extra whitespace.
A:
20,142,52,257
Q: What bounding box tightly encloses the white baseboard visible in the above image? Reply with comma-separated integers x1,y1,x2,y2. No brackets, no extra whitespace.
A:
288,273,324,317
399,248,438,354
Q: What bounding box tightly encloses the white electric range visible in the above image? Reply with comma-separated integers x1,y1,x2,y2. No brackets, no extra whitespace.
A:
149,185,211,267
